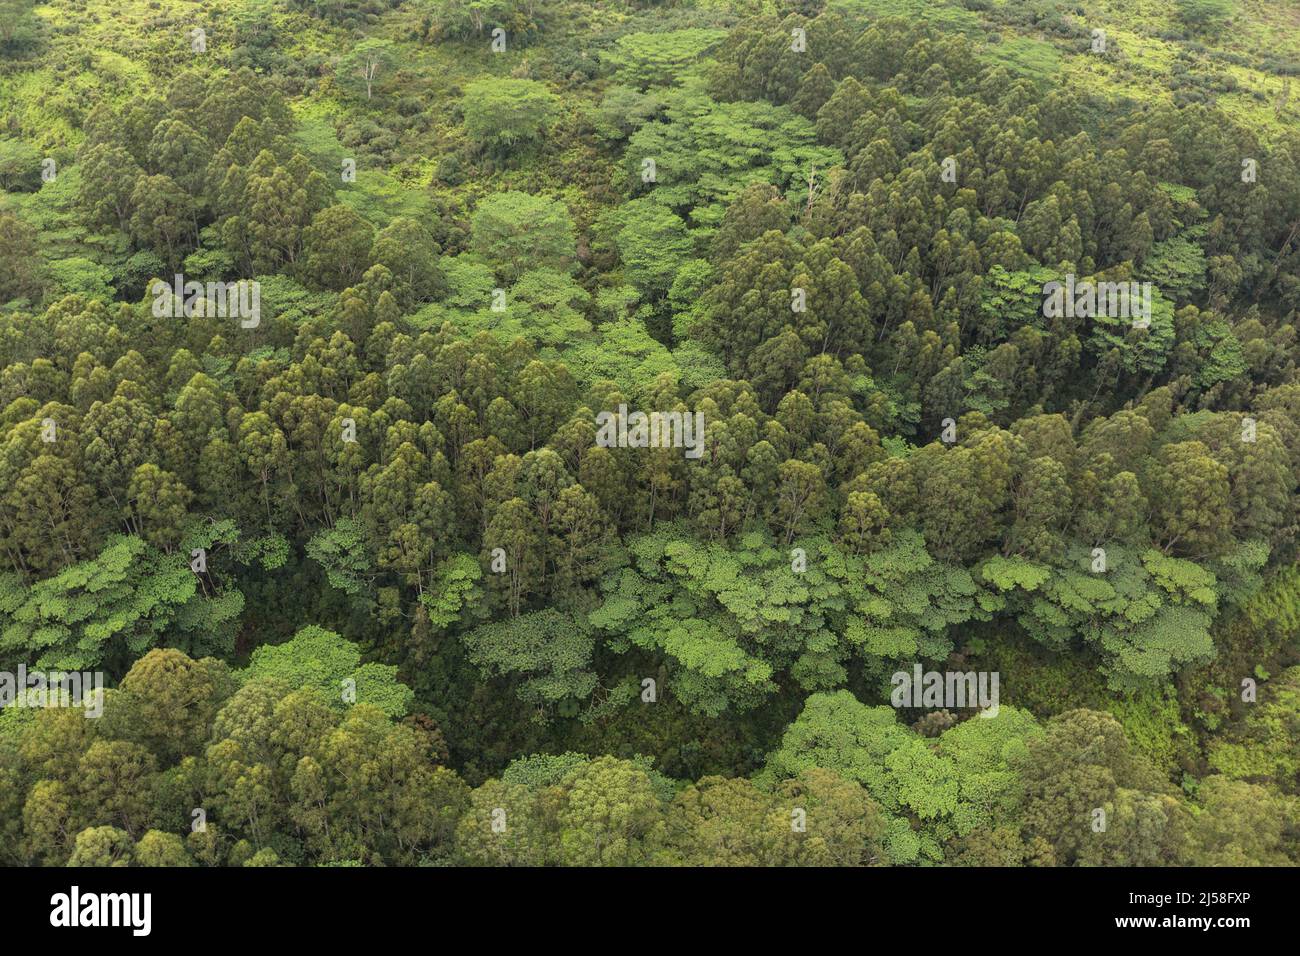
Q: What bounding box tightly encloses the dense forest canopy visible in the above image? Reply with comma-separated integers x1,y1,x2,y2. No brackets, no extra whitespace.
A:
0,0,1297,868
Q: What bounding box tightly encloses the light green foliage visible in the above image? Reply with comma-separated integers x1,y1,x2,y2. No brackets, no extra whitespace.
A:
0,139,40,192
1105,684,1194,778
0,535,228,672
307,518,374,596
592,529,989,715
614,198,694,301
461,78,560,156
337,39,398,101
426,0,546,46
761,690,1042,862
470,191,575,283
1175,0,1234,34
760,691,908,801
457,756,668,866
1184,776,1297,866
46,258,114,301
1207,666,1300,788
562,318,677,396
501,751,593,788
591,86,662,141
976,265,1060,342
1144,231,1208,302
603,29,727,90
1085,286,1177,377
502,750,675,800
241,625,414,718
625,83,842,234
421,553,484,631
424,264,591,348
935,707,1042,835
981,545,1219,690
461,608,598,714
67,826,134,867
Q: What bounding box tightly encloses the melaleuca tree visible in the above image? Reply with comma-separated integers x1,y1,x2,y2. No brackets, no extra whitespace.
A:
949,825,1050,867
83,391,159,514
815,77,873,154
133,830,194,867
74,738,159,842
0,0,1296,873
1017,709,1169,867
307,705,468,864
790,62,836,120
789,241,874,358
148,118,211,196
1078,787,1190,866
0,422,101,575
659,775,788,866
592,85,663,142
424,0,548,47
301,205,375,291
20,779,78,865
66,826,135,867
696,230,804,379
76,144,143,233
1147,440,1233,557
198,690,304,859
1185,412,1295,546
0,0,37,50
482,497,542,616
334,266,400,352
837,490,891,554
908,428,1016,563
772,458,827,543
661,769,890,866
709,15,811,106
1183,777,1298,866
554,756,667,866
104,649,235,762
170,372,230,460
548,483,614,594
125,464,192,551
708,182,793,264
1002,455,1072,560
371,217,444,307
128,174,197,267
237,410,291,523
219,150,331,275
776,767,891,866
455,778,552,866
